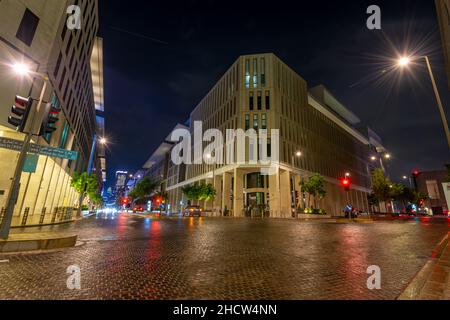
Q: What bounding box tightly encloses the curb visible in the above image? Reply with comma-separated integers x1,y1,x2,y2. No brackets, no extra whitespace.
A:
0,233,78,253
397,232,449,300
10,219,75,229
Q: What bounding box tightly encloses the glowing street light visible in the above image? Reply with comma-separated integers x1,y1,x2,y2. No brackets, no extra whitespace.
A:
398,56,410,67
384,154,391,160
397,54,450,149
99,137,107,145
12,63,30,76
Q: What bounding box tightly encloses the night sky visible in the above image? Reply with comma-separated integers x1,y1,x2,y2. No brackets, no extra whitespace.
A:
98,0,450,189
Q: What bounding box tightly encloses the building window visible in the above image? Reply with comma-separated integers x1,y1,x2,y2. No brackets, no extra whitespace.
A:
261,58,266,87
245,59,250,89
253,114,258,130
16,9,39,46
267,138,271,158
253,58,258,88
265,91,270,110
261,114,267,129
257,91,262,110
54,53,62,78
245,114,250,131
249,92,254,110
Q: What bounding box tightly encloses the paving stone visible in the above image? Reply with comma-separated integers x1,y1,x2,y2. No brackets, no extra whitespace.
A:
0,215,448,300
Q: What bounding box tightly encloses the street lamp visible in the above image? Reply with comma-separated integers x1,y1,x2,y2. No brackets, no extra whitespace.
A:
291,151,302,217
0,64,48,239
402,175,412,189
397,55,450,149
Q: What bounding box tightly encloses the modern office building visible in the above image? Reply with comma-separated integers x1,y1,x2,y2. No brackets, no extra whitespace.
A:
0,0,103,223
141,53,386,218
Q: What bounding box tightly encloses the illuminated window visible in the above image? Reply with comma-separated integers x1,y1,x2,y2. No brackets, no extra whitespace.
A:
261,114,267,129
261,58,266,87
253,58,258,88
245,59,250,88
253,114,258,130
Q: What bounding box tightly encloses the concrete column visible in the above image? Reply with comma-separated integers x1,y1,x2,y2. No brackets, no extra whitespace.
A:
269,167,290,218
214,175,222,215
279,169,291,218
222,172,231,213
233,168,244,217
293,174,302,210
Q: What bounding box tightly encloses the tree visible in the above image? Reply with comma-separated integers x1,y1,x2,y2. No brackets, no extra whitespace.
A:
300,174,327,209
182,183,216,203
129,177,160,203
371,169,392,204
71,172,100,216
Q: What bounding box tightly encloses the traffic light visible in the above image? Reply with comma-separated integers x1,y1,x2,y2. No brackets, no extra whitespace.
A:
412,170,421,178
39,103,61,136
8,95,33,132
341,177,351,191
122,197,129,205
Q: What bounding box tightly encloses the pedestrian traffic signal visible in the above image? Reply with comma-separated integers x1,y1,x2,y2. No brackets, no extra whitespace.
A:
39,103,60,136
412,170,421,178
8,95,33,132
341,178,351,191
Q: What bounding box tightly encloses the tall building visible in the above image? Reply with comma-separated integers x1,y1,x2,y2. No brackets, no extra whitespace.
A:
144,53,386,217
0,0,103,222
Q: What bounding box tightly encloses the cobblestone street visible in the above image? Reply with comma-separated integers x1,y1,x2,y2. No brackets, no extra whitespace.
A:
0,214,449,300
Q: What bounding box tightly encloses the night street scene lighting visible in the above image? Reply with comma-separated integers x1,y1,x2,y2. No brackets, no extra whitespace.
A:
0,0,450,316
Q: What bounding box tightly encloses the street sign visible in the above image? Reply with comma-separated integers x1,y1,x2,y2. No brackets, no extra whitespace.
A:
0,137,78,161
23,154,39,173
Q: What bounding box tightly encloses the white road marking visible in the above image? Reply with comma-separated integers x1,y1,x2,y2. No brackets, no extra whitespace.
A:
0,259,9,263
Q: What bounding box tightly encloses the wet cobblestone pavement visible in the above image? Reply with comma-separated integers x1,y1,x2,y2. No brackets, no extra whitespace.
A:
1,214,449,300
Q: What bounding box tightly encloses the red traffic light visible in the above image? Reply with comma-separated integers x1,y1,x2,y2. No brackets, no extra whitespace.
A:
122,197,129,204
341,178,351,189
412,170,421,178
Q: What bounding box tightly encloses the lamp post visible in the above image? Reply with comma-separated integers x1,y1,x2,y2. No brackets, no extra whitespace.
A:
0,64,48,239
398,55,450,149
291,151,302,217
402,175,413,189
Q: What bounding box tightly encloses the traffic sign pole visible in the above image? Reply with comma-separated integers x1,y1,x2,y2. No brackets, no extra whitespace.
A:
0,79,47,239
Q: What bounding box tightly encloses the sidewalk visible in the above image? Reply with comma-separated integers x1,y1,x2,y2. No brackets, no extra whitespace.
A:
0,231,78,253
399,232,450,300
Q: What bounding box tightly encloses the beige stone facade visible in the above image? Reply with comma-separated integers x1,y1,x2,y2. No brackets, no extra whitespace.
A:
156,53,382,217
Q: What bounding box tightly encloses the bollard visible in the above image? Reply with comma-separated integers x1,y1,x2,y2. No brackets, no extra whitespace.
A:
21,207,30,226
51,207,58,223
39,207,46,224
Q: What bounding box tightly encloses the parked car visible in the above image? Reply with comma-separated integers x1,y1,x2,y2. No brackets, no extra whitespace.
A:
133,205,144,213
183,205,203,217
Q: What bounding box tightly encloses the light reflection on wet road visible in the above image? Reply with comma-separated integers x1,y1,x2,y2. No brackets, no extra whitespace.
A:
1,214,449,300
